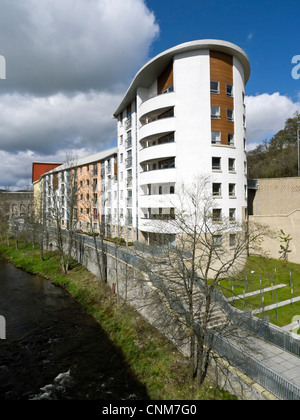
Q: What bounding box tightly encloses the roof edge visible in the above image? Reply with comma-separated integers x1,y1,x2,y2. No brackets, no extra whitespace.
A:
113,39,251,118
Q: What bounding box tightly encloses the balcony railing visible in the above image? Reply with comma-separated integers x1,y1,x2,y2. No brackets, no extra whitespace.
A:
126,157,132,168
125,137,132,149
125,117,132,130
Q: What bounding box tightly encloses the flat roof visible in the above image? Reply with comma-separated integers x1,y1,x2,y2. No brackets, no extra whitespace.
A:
113,39,251,118
41,147,118,177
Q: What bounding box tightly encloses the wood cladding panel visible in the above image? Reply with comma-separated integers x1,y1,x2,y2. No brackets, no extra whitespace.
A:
210,51,234,145
157,61,173,94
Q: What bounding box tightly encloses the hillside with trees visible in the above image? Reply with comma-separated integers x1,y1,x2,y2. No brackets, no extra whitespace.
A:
247,112,300,179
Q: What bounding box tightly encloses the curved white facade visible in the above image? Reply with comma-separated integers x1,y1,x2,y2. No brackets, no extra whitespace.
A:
114,40,250,245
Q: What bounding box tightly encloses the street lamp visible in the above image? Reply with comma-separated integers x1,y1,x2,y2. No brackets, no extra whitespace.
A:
298,121,300,177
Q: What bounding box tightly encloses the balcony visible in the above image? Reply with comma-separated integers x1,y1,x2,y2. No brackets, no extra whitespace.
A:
139,115,176,143
139,91,176,121
139,193,176,209
126,156,132,168
125,137,132,149
139,142,176,164
139,167,176,186
125,117,132,130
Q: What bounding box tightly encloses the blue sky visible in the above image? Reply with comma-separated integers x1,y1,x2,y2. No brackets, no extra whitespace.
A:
145,0,300,101
0,0,299,188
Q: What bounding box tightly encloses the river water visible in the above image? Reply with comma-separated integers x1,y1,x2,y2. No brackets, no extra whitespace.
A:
0,258,148,400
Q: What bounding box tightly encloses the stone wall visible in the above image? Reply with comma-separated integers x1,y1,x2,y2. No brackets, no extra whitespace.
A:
250,177,300,263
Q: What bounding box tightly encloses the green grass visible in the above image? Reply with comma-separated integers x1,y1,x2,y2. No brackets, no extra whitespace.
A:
0,239,235,400
219,256,300,330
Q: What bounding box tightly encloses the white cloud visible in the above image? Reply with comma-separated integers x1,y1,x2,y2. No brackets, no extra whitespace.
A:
0,0,160,188
0,0,159,95
245,92,300,146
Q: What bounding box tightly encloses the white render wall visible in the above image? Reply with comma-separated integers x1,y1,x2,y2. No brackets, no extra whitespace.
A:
174,49,212,184
114,40,250,241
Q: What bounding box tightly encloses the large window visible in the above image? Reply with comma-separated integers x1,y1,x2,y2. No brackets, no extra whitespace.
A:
212,157,221,170
210,81,219,94
226,84,233,97
228,158,235,171
211,131,221,145
212,183,222,196
229,183,236,197
212,209,222,222
158,158,175,170
213,234,222,248
229,208,236,221
211,106,220,119
227,108,234,122
228,134,234,146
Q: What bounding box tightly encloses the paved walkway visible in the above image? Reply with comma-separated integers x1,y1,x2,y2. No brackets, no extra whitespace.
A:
252,297,300,315
228,284,287,302
246,333,300,386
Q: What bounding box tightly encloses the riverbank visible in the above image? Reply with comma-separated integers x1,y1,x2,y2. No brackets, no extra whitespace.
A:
0,240,236,400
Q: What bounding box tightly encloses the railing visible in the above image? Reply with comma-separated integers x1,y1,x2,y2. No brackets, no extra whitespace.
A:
126,157,132,168
126,137,132,149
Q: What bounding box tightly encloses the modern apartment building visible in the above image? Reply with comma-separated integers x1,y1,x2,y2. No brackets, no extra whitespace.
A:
113,39,250,245
34,39,250,247
39,148,118,235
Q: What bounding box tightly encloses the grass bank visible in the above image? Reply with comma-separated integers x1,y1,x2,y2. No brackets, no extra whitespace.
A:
0,240,235,400
220,256,300,329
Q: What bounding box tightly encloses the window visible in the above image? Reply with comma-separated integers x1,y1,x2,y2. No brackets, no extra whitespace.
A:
226,84,233,97
228,158,235,171
158,158,175,170
227,108,234,121
229,234,236,247
212,209,222,222
159,186,162,195
212,157,221,170
211,106,220,119
87,165,89,172
120,153,123,163
211,131,221,145
212,183,222,196
213,235,222,248
210,81,219,94
229,184,236,197
158,107,174,119
162,85,174,94
170,186,175,194
228,134,234,146
120,135,123,145
158,133,175,145
229,208,236,221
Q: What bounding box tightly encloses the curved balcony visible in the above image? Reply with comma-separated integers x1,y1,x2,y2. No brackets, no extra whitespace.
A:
139,217,178,234
139,167,176,186
139,117,176,143
139,193,176,209
139,92,176,120
139,142,176,164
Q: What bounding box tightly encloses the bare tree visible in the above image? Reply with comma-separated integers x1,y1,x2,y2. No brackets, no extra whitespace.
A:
45,155,79,274
133,176,269,389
